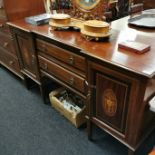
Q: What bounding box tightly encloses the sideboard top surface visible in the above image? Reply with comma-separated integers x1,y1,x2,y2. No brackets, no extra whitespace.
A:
8,16,155,78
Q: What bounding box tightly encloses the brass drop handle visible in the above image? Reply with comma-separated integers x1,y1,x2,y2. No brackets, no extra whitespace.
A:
69,77,75,85
42,44,47,52
0,6,3,9
3,42,8,48
31,55,35,65
9,60,14,65
0,24,4,28
43,63,48,70
68,56,74,65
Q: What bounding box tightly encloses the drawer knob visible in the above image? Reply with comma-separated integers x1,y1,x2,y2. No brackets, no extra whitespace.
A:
31,55,35,65
0,24,4,28
9,60,14,65
42,44,47,51
68,56,74,65
3,42,8,48
43,63,48,70
69,77,75,85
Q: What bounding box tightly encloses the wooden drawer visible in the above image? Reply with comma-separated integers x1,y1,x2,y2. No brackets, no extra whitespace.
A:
38,55,86,94
0,33,16,55
0,19,10,34
36,39,86,72
0,48,21,73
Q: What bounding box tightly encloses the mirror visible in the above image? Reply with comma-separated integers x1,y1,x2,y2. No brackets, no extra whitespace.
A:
75,0,101,10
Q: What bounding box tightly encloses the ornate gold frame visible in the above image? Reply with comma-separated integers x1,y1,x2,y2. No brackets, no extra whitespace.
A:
74,0,101,11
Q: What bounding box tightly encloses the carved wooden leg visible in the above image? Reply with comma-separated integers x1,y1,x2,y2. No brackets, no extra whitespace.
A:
128,149,135,155
87,119,93,141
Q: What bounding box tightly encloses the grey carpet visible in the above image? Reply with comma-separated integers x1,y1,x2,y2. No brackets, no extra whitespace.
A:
0,67,154,155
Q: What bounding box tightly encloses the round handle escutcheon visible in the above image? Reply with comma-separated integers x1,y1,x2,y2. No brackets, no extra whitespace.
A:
9,60,14,65
69,77,75,85
3,42,8,48
31,55,35,65
42,44,47,52
68,56,74,65
44,63,48,70
0,24,4,28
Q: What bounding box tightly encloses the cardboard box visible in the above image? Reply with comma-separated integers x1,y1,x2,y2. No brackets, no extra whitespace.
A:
49,88,86,128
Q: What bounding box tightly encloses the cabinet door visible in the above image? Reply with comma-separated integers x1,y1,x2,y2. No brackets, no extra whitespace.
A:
95,73,129,133
88,62,132,135
15,31,39,81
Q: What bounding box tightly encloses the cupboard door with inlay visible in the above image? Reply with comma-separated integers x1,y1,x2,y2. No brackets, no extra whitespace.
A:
14,30,40,81
95,73,129,133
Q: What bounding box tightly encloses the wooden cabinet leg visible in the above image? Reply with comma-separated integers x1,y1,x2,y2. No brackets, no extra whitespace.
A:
128,149,135,155
39,84,49,104
23,76,37,90
87,119,93,141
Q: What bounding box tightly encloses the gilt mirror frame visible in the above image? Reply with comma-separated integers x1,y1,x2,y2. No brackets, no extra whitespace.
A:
72,0,109,20
74,0,101,11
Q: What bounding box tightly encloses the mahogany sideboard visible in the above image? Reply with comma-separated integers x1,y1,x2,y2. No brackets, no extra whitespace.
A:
7,16,155,155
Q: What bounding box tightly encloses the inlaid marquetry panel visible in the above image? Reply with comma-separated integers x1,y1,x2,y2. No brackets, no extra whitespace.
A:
95,73,129,133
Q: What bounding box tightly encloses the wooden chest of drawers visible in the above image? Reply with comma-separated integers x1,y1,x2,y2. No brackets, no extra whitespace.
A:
0,0,22,78
0,0,45,80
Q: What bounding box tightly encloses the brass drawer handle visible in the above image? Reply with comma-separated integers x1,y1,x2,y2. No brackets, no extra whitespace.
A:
68,56,74,65
41,44,47,52
0,24,4,28
31,55,35,65
9,60,14,65
69,77,75,85
0,6,3,9
43,63,48,70
3,42,8,48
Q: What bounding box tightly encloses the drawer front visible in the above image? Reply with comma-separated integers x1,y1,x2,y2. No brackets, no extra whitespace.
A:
0,19,10,34
38,55,86,93
0,33,16,55
36,39,86,72
0,49,21,73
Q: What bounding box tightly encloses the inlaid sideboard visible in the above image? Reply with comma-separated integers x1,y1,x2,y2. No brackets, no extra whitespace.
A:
8,16,155,155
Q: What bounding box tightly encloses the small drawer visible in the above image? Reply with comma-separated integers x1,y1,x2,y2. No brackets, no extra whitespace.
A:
38,55,86,94
0,33,16,55
36,39,86,72
0,49,21,73
0,19,10,34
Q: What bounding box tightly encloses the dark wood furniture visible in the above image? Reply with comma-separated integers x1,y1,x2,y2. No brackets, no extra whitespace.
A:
0,0,22,78
0,0,44,80
133,0,155,9
8,15,155,155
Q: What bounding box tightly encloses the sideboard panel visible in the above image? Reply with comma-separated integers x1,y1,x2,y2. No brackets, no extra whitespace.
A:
12,29,40,82
96,73,129,133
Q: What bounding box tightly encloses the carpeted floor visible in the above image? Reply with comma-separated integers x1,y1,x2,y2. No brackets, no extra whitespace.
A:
0,67,154,155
